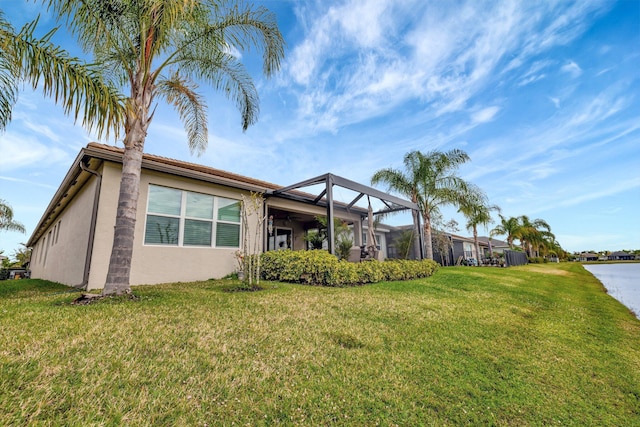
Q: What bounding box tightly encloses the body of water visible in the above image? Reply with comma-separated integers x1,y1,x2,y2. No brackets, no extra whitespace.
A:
583,263,640,318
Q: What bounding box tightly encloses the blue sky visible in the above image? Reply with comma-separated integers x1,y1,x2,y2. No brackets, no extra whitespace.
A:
1,0,639,258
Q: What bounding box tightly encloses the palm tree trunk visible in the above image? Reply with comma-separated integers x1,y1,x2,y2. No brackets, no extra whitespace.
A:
423,215,434,260
411,209,421,259
103,74,152,295
473,225,480,263
103,143,143,295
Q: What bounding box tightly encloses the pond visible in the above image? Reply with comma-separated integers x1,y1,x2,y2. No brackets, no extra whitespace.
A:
583,263,640,318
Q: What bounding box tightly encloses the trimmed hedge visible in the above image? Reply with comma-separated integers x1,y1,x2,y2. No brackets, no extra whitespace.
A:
260,250,439,287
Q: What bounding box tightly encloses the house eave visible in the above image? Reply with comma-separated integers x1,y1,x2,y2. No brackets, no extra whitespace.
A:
26,149,92,247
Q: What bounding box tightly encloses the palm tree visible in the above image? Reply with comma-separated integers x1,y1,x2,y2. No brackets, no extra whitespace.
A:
0,199,26,233
490,215,520,249
517,215,553,257
371,149,476,260
0,9,122,135
458,195,500,262
12,243,32,268
45,0,285,295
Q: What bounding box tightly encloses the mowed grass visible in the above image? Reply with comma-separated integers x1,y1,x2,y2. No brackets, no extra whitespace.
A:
1,263,639,426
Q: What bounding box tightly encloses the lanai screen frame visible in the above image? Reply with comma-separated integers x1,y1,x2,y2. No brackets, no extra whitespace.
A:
268,173,423,258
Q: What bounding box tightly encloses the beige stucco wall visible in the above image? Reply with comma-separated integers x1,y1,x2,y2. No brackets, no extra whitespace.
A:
29,176,97,286
34,157,373,290
86,163,260,289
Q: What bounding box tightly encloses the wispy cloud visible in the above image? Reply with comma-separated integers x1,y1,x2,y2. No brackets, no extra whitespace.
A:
277,0,612,140
556,177,640,208
561,60,583,77
471,106,500,124
0,175,57,190
0,132,71,172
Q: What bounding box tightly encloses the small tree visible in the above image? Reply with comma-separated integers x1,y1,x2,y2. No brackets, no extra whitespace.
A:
431,217,459,266
239,192,266,287
335,221,354,261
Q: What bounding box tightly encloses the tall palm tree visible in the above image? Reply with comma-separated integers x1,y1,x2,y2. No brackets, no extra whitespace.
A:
0,199,26,233
45,0,285,295
371,149,476,260
0,9,122,135
458,195,500,262
490,215,520,249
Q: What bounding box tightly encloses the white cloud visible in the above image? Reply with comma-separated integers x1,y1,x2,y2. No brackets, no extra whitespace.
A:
561,60,583,77
471,106,500,124
0,131,71,172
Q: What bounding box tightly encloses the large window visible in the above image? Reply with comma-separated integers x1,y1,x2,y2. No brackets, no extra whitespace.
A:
144,185,241,248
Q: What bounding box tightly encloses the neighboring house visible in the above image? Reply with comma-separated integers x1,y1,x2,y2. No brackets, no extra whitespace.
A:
26,143,418,290
476,236,510,256
579,253,599,262
608,251,634,261
385,228,492,266
429,232,481,266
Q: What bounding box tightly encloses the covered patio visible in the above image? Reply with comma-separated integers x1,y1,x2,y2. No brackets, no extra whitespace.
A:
264,173,422,259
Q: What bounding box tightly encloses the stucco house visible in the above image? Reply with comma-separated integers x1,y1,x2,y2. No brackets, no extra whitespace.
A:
579,253,599,262
26,143,419,290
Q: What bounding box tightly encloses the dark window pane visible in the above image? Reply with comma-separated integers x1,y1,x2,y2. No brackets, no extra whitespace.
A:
216,223,240,247
145,215,179,245
184,219,212,246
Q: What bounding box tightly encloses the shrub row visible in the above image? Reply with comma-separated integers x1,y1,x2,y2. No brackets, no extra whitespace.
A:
260,250,439,287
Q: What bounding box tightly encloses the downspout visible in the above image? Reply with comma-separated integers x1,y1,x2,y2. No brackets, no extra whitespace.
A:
79,159,102,290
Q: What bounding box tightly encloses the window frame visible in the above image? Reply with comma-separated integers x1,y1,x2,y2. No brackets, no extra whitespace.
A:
144,184,241,248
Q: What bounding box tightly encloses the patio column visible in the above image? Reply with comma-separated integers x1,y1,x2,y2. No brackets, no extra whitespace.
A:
326,174,335,255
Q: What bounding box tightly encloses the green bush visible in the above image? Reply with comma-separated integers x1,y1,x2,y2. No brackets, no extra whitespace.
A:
260,250,438,286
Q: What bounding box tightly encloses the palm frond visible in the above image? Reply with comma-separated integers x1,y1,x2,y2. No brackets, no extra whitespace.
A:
202,1,284,76
8,17,124,139
156,73,208,155
0,13,19,131
178,50,259,131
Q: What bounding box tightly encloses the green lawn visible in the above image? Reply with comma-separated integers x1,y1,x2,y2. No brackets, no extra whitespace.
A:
1,263,639,426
